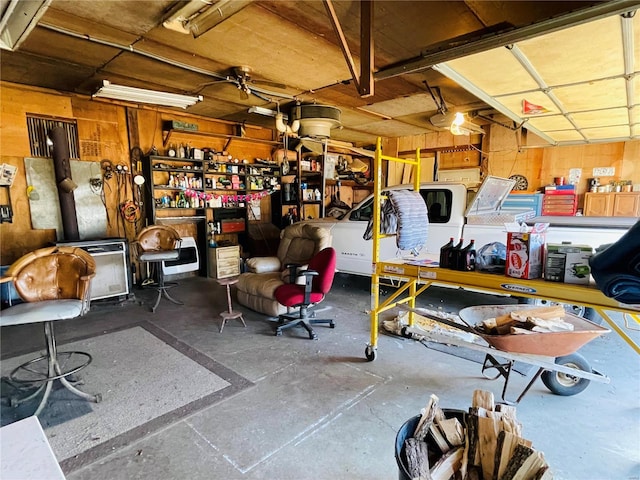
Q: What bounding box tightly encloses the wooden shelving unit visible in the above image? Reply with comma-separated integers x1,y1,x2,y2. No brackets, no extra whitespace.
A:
144,123,282,269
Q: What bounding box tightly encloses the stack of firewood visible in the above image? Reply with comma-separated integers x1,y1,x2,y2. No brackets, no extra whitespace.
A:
478,305,574,335
403,390,552,480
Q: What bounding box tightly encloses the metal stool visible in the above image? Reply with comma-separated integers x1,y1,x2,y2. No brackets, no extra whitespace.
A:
217,277,246,333
8,321,101,416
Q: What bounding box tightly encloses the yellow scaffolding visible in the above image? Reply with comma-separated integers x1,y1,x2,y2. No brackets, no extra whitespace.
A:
365,137,640,361
366,138,421,360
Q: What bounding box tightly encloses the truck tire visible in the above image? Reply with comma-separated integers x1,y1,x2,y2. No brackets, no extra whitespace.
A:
516,297,601,323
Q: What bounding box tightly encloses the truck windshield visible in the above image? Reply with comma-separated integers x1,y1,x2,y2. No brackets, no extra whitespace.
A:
349,188,453,223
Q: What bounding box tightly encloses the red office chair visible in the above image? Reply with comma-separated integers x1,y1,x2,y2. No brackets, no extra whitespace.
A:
274,247,337,340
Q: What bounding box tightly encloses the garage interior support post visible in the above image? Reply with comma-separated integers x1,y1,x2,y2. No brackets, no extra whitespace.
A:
50,126,79,241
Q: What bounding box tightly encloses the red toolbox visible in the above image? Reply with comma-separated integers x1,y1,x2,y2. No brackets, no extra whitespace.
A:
542,192,577,215
221,218,246,233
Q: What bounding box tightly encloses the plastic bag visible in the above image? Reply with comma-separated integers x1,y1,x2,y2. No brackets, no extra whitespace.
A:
476,242,506,273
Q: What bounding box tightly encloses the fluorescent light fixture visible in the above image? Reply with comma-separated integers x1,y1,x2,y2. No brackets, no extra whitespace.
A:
0,0,51,51
92,81,202,109
164,0,253,37
188,0,253,37
247,106,280,117
163,0,212,34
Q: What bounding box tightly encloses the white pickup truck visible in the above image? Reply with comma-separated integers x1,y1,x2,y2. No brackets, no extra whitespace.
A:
303,178,635,314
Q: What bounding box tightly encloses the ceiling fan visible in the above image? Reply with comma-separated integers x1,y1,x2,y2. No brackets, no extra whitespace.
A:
194,66,291,101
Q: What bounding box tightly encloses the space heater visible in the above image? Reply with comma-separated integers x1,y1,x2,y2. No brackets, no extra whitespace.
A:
162,236,199,275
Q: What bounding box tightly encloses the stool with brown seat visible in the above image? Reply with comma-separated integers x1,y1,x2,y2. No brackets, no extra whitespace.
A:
134,225,183,313
0,246,101,416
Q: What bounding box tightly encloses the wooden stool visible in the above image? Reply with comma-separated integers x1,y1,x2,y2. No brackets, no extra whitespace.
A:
217,277,246,333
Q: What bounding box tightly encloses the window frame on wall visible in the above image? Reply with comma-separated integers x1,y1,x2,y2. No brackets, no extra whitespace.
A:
26,114,80,159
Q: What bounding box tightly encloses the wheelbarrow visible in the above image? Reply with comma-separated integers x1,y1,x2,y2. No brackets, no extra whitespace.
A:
401,304,610,404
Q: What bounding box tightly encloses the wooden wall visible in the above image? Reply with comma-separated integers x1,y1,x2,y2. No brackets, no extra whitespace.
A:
0,82,277,265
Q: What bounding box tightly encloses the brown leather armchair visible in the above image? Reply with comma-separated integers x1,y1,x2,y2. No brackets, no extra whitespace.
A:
0,246,101,416
236,223,332,316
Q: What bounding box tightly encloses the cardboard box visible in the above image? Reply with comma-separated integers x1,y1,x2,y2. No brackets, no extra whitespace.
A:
545,243,593,284
505,223,548,279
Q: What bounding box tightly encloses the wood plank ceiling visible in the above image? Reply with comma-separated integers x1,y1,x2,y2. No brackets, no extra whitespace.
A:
1,0,638,146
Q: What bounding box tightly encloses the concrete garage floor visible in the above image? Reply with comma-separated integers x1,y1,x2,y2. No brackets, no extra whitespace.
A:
1,273,639,480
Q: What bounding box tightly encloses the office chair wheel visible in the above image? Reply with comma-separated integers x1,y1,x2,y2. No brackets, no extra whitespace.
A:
309,332,318,340
275,330,283,336
329,321,335,328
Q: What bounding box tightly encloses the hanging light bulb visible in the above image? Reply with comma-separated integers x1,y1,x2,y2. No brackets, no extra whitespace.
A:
450,112,484,136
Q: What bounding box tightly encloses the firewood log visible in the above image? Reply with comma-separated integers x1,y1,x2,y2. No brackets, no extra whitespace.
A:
495,405,517,417
510,451,546,480
404,438,431,480
527,317,574,332
429,447,464,480
531,466,553,480
478,415,500,480
437,418,465,447
499,444,536,480
429,424,451,454
495,405,522,436
493,431,531,480
483,313,520,335
510,305,565,321
414,394,439,441
465,413,480,468
473,390,495,411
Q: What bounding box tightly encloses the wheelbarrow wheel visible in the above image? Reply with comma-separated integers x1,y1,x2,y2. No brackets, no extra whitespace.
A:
541,353,591,396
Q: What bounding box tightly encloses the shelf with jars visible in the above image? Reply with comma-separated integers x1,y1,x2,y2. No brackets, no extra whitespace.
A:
145,156,207,216
146,123,281,269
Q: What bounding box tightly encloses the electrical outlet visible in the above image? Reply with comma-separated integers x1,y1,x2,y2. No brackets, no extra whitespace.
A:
593,167,615,176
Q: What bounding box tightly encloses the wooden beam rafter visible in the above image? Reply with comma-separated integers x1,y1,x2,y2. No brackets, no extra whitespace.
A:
323,0,374,98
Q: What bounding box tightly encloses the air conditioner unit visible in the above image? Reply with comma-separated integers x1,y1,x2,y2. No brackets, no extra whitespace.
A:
291,104,341,138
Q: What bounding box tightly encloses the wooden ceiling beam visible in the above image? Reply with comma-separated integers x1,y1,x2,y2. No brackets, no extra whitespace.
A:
360,0,374,97
323,0,374,98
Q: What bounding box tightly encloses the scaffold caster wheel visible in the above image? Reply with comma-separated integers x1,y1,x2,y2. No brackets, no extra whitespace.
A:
365,345,376,361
